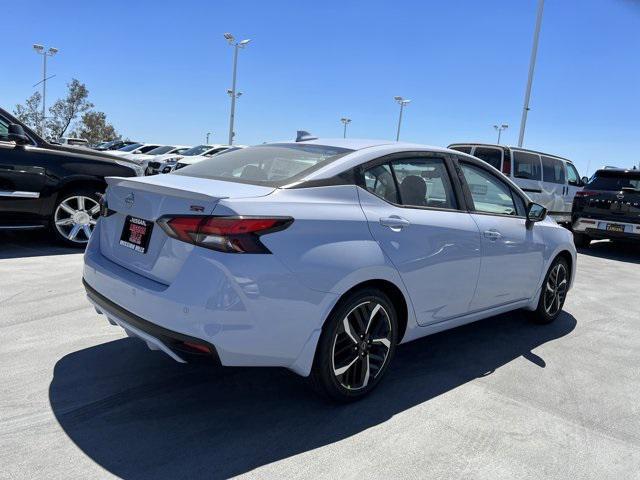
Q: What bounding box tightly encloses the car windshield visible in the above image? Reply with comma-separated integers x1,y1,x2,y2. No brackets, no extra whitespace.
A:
182,145,216,156
175,143,353,187
118,142,143,152
588,171,640,191
145,145,175,155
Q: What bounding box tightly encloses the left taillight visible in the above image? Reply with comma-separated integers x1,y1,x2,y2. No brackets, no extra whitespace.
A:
157,216,293,253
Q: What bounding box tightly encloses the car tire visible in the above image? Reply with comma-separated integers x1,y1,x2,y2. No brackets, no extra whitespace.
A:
51,188,102,247
309,288,398,402
573,232,591,248
527,256,570,325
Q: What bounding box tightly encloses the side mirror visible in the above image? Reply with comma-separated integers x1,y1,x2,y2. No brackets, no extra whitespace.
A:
7,124,30,145
527,202,547,223
581,176,589,186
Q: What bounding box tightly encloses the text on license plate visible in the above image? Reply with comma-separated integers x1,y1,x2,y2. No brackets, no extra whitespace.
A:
606,223,625,233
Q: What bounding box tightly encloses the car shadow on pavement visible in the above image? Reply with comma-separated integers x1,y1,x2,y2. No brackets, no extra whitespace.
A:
49,311,576,480
0,231,82,259
577,240,640,264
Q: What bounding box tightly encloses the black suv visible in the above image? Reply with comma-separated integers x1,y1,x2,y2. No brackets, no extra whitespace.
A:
572,168,640,248
0,107,140,246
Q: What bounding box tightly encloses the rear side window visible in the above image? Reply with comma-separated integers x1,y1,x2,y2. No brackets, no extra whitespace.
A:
460,163,518,216
541,156,566,184
513,151,542,180
450,146,472,154
364,164,399,203
390,158,457,209
473,147,502,170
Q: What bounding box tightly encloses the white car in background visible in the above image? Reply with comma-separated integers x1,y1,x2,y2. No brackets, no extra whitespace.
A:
146,144,239,175
108,142,165,159
121,145,190,170
172,145,247,172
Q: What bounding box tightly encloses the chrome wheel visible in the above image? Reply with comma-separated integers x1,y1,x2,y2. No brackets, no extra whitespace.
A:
54,195,100,244
331,301,393,391
543,263,568,316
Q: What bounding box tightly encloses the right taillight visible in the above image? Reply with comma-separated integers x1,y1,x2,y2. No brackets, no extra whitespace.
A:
157,215,293,253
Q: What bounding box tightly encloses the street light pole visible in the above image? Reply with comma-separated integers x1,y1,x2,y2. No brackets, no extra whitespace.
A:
224,33,251,145
33,44,58,138
394,96,411,141
494,123,509,144
206,132,211,144
340,117,351,138
518,0,544,147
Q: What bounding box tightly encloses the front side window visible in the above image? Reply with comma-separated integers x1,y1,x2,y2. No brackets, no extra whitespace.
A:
473,147,502,170
566,163,580,186
175,143,353,187
541,156,566,184
460,163,518,216
513,151,542,180
0,116,9,141
364,164,398,203
390,158,457,209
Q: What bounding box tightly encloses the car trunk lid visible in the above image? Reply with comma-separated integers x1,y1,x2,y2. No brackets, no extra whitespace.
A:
98,175,275,284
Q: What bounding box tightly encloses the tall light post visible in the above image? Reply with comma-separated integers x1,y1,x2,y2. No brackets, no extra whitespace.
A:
340,117,351,138
33,44,58,137
224,33,251,145
518,0,544,147
394,96,411,141
494,123,509,144
206,132,212,144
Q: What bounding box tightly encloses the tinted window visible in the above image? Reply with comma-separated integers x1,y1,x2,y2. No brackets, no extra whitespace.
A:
566,163,580,185
391,158,457,209
450,146,472,154
587,172,640,191
118,142,143,152
139,145,163,154
145,146,175,155
364,164,398,203
541,156,566,184
182,145,212,156
0,116,9,141
460,163,517,216
513,151,541,180
175,143,353,187
473,147,502,170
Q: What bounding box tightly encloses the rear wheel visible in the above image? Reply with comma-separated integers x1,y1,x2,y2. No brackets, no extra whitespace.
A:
528,257,569,324
573,232,591,248
52,188,101,247
310,289,398,402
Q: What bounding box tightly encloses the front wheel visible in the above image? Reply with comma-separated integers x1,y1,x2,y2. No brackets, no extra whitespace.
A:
51,189,101,247
528,257,570,324
310,289,398,402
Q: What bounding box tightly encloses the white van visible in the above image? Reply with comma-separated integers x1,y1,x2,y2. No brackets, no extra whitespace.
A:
448,143,585,224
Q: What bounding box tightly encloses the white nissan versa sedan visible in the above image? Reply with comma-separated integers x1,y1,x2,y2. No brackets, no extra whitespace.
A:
83,135,576,401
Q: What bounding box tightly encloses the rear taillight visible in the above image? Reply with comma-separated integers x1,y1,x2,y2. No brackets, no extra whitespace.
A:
575,190,597,197
157,216,293,253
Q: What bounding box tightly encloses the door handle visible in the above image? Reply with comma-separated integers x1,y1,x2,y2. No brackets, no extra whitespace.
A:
483,229,502,241
380,216,410,231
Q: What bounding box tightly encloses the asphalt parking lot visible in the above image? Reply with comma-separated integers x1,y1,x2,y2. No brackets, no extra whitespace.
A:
1,231,639,480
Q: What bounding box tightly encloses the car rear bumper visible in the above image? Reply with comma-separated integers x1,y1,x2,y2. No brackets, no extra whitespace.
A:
83,223,338,376
573,216,640,241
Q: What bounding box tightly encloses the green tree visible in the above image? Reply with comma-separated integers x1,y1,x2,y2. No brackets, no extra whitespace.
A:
72,111,119,145
13,92,43,133
46,79,94,139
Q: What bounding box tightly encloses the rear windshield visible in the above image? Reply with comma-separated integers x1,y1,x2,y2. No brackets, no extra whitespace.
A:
118,142,143,152
145,145,175,155
588,171,640,191
174,143,353,187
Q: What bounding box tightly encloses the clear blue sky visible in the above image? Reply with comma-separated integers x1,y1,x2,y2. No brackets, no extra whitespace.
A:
2,0,639,175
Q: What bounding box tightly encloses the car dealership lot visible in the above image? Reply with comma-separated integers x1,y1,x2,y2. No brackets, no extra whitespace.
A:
1,232,639,479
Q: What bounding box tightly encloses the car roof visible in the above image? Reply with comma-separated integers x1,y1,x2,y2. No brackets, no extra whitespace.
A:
449,142,574,164
292,137,453,153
